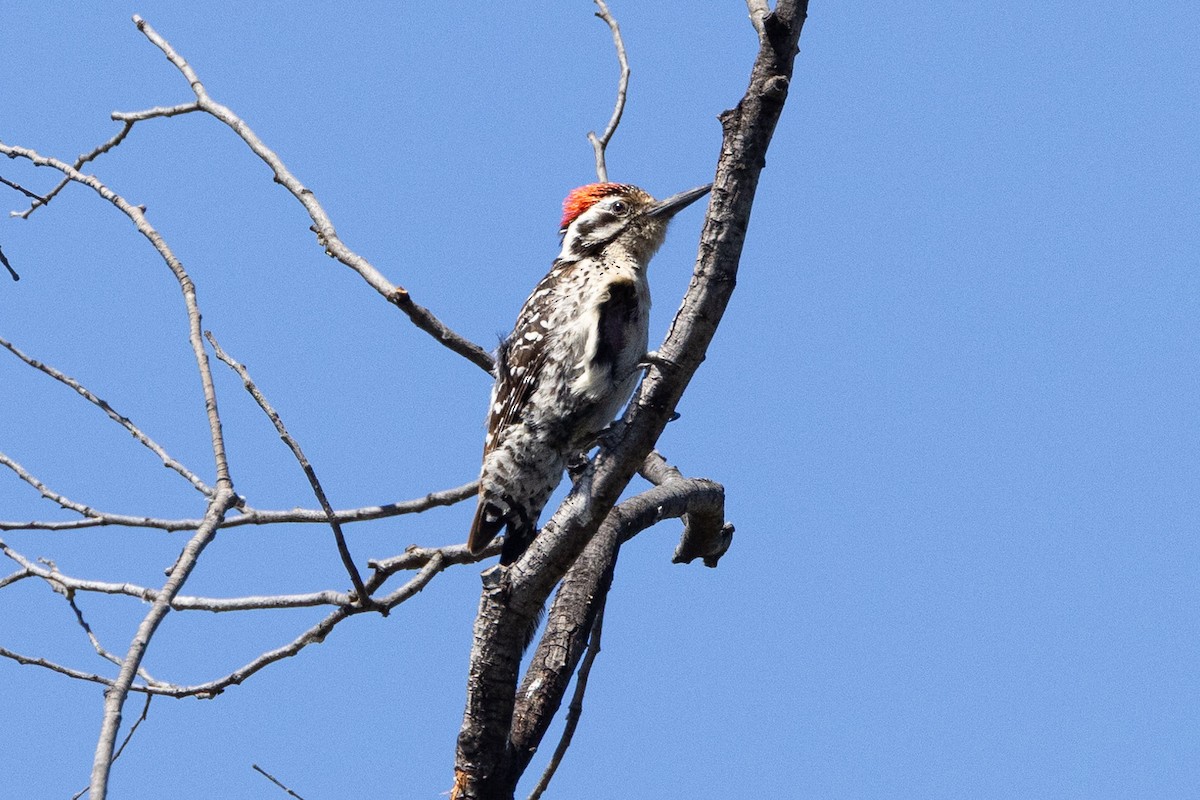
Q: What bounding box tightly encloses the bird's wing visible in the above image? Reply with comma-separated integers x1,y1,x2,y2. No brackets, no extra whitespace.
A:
594,278,639,370
484,331,547,456
482,264,568,456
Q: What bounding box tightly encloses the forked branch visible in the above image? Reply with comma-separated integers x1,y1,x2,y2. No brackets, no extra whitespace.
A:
453,1,808,795
129,15,494,374
587,0,630,182
9,102,199,220
206,332,370,605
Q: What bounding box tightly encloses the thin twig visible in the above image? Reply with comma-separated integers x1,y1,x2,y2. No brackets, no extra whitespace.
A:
129,15,494,374
0,334,214,496
0,244,18,281
587,0,630,182
150,553,447,698
368,539,498,574
206,331,370,606
0,646,165,692
1,532,463,700
0,450,106,520
0,573,430,700
527,600,607,800
0,174,46,202
8,549,352,610
9,103,199,220
65,593,171,688
0,568,30,590
252,764,307,800
113,694,154,766
0,480,477,532
111,102,202,123
71,695,154,800
1,533,481,612
378,551,445,609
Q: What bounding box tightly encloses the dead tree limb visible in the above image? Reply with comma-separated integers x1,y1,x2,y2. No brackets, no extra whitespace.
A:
452,3,809,796
587,0,630,182
0,333,214,496
129,15,495,375
206,331,371,606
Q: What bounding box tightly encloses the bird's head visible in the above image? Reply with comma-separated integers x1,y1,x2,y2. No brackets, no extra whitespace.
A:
558,182,711,263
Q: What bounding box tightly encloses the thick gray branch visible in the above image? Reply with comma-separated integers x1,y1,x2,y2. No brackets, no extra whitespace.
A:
452,2,808,796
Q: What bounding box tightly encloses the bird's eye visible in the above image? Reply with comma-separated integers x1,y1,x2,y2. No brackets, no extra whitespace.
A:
611,200,628,215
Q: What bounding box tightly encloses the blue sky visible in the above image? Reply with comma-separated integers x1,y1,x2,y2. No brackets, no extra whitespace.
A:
2,2,1198,798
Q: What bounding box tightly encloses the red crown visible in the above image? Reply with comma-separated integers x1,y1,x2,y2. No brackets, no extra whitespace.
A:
560,182,627,230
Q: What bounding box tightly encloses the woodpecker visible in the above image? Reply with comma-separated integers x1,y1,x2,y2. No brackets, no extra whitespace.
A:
468,181,711,565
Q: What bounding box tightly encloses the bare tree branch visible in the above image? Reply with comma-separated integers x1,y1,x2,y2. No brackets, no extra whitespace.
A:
0,480,477,532
111,102,203,124
509,504,620,787
0,334,214,496
526,600,606,800
0,568,29,590
368,540,497,573
507,466,727,779
253,763,308,800
65,593,173,689
8,103,200,220
129,15,495,375
1,530,495,614
0,646,129,688
587,0,630,182
454,471,730,795
641,451,733,566
206,331,371,606
148,548,447,699
0,143,234,491
0,537,347,611
71,695,154,800
0,530,476,701
0,174,46,202
0,450,108,520
91,488,237,796
746,0,771,38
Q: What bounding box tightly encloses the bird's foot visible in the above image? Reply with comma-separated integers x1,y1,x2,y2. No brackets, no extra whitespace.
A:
639,350,684,373
566,451,592,480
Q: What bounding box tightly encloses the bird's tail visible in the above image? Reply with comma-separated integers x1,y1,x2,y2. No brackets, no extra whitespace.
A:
468,498,507,555
498,520,536,566
469,495,536,566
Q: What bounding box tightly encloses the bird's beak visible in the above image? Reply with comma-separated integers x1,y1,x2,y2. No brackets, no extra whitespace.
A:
644,183,712,219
